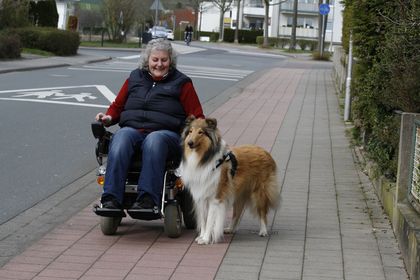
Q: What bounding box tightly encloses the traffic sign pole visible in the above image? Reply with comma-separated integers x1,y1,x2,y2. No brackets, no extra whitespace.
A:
319,3,330,57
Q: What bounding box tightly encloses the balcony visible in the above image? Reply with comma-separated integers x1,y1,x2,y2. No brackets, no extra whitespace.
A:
243,6,265,17
278,26,319,39
280,2,319,14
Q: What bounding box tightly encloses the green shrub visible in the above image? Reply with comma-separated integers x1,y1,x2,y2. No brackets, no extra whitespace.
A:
296,39,309,51
256,36,290,48
13,27,80,56
312,51,331,61
342,0,420,179
224,29,262,44
0,32,21,59
37,29,80,55
277,38,289,48
256,36,277,47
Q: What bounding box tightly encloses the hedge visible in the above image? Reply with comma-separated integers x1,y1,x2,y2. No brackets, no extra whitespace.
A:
342,0,420,179
0,32,21,59
13,27,80,56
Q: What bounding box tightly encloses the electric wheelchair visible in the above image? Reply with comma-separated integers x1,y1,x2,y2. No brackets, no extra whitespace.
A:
91,121,196,237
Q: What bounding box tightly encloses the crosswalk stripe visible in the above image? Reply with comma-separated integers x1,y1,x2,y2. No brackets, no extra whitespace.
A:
68,63,253,81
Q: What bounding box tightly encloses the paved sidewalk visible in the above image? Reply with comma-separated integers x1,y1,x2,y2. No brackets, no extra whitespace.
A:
0,50,409,279
0,52,111,74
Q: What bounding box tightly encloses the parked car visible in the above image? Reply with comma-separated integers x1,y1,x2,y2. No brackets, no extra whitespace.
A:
166,29,174,41
149,26,168,39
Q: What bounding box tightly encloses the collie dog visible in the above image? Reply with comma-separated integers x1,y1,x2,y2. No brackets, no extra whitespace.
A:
179,116,280,245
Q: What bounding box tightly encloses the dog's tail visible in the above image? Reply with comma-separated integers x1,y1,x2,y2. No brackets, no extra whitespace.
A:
266,172,281,210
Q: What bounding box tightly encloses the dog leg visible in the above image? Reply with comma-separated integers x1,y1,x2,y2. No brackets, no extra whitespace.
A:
224,199,245,234
259,216,268,237
211,201,226,243
194,199,208,243
197,199,225,245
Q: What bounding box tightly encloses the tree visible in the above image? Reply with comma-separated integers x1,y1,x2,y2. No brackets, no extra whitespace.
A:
289,0,298,50
234,0,242,44
262,0,269,47
262,0,288,48
102,0,137,42
0,0,29,29
76,5,104,32
188,0,206,40
212,0,233,42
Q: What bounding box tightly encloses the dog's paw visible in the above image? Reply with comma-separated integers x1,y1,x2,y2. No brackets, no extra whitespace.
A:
259,229,268,237
197,238,210,245
224,227,234,234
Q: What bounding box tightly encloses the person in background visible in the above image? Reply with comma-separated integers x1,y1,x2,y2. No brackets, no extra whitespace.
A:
184,24,193,44
95,38,204,212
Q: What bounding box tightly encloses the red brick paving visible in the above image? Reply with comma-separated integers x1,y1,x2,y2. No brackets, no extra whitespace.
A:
0,68,297,280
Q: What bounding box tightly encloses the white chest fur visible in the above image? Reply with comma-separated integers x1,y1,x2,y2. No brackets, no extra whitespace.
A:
180,151,223,201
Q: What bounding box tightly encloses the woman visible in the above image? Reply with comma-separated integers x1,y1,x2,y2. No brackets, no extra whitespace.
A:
95,38,204,212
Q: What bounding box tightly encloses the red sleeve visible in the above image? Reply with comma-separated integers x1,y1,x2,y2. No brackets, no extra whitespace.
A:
105,79,129,125
180,82,205,119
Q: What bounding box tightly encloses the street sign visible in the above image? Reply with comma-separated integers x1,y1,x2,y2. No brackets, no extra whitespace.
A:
319,4,330,15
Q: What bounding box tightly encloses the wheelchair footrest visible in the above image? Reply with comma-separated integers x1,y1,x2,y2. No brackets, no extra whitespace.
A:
127,207,162,220
93,204,126,218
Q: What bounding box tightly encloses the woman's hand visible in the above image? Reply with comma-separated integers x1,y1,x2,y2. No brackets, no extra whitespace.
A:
95,112,112,125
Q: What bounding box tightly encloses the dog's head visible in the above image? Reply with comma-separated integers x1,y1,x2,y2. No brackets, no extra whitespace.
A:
181,116,222,163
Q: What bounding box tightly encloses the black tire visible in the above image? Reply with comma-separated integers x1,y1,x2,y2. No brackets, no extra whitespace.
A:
179,189,196,229
100,216,121,235
164,204,182,238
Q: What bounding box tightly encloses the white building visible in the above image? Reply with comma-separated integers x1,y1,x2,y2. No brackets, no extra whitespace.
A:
56,0,79,30
199,0,343,46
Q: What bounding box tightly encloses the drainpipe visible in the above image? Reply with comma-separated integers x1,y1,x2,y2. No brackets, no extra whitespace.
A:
344,33,353,122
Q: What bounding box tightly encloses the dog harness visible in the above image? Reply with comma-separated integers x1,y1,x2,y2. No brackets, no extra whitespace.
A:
215,151,238,177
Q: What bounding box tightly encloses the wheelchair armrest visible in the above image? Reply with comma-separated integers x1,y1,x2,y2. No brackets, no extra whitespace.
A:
91,121,106,139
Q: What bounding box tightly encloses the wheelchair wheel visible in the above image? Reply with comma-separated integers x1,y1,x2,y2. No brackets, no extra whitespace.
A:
164,204,182,238
100,216,121,235
179,190,196,230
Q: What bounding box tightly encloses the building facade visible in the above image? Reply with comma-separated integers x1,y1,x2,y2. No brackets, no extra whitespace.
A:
199,0,343,46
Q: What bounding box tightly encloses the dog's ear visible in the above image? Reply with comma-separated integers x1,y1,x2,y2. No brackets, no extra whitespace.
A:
206,118,217,129
185,115,196,126
181,115,195,138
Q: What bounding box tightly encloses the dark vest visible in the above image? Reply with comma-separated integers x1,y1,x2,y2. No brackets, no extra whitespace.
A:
119,68,191,133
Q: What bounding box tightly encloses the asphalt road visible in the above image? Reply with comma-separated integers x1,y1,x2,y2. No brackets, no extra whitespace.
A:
0,45,287,226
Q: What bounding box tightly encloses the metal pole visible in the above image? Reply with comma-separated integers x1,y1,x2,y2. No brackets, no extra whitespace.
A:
344,33,353,122
320,15,325,56
155,0,159,26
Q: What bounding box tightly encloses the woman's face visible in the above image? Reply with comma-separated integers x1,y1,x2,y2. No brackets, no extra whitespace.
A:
148,49,170,80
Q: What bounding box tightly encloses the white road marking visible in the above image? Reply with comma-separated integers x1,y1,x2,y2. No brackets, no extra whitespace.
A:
0,98,108,108
68,64,253,82
0,85,115,108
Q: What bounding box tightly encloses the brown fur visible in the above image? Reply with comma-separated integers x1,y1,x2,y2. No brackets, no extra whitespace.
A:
180,116,280,244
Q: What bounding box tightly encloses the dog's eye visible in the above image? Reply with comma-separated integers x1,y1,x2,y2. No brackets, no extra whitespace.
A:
198,130,204,135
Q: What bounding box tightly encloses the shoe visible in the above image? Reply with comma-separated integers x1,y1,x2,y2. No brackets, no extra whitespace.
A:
131,194,156,210
100,196,122,209
127,194,161,220
101,200,121,209
94,196,125,218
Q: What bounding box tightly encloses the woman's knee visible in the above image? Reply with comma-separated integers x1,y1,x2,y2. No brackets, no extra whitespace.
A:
109,127,139,157
143,131,169,154
143,130,181,157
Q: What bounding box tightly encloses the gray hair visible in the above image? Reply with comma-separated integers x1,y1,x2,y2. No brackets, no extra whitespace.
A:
139,38,177,70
